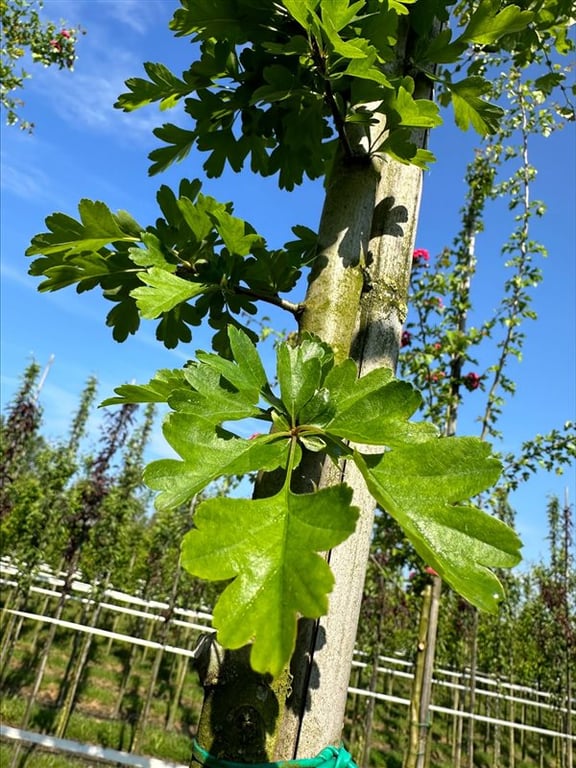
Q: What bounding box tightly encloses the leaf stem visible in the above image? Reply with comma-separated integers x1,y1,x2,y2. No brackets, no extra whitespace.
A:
310,36,354,160
234,285,304,317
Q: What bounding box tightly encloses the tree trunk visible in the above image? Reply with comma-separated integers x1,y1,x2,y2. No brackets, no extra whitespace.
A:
131,561,182,753
0,588,25,677
193,26,430,756
166,631,194,731
452,681,463,768
55,577,110,738
403,576,441,768
466,609,479,768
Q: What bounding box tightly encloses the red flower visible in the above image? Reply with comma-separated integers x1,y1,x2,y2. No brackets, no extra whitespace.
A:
433,342,442,350
60,29,71,38
463,372,481,391
425,566,439,577
412,248,430,264
50,39,62,51
401,330,412,348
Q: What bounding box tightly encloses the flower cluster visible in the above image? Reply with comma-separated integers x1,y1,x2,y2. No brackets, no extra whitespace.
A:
462,372,482,391
412,248,430,265
40,28,78,69
401,330,412,348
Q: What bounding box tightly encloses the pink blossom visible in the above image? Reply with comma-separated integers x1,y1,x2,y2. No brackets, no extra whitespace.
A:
433,342,442,351
425,566,439,577
412,248,430,264
49,39,62,51
60,29,71,38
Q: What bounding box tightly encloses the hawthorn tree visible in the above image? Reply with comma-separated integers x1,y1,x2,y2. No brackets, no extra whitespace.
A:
23,0,573,762
1,0,83,130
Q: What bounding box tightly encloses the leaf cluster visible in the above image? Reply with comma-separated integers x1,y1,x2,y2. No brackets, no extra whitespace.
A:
26,179,314,352
106,326,521,676
113,0,551,188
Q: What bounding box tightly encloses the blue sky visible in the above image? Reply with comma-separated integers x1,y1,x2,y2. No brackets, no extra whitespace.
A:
1,1,574,566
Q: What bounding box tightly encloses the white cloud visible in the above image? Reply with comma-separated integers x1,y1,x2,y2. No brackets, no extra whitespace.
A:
105,0,164,34
0,156,53,203
27,3,179,143
40,69,163,140
47,0,166,36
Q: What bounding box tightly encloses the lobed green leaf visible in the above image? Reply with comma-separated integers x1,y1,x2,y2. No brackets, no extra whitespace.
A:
355,439,521,612
181,482,359,676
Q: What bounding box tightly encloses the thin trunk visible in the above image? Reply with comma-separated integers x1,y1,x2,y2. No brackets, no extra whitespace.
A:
29,593,55,658
131,561,182,752
509,696,515,768
520,702,526,760
466,610,479,768
361,604,385,768
56,599,91,708
55,577,109,738
0,588,25,676
9,600,65,768
565,664,573,768
113,633,139,719
562,489,573,768
361,652,380,768
403,576,441,768
404,584,431,768
166,632,193,731
131,642,165,753
493,688,501,768
451,682,462,768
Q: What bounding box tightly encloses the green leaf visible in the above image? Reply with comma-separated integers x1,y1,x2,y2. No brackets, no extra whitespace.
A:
115,62,195,112
128,233,170,268
277,336,329,423
210,207,265,256
378,128,436,168
283,0,319,29
355,439,521,611
131,267,207,318
447,77,504,135
172,366,263,421
196,327,268,395
390,84,443,129
180,482,358,676
324,360,437,446
26,201,141,257
149,124,197,176
460,0,534,45
101,369,189,406
418,28,466,64
145,416,290,510
321,0,365,32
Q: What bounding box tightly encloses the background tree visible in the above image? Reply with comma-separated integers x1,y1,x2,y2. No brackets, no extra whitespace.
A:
1,0,83,130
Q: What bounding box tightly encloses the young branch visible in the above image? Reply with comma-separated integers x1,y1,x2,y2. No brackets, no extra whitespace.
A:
234,285,304,317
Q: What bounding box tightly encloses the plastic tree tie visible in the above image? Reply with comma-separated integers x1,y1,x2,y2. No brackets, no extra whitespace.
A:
192,741,358,768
